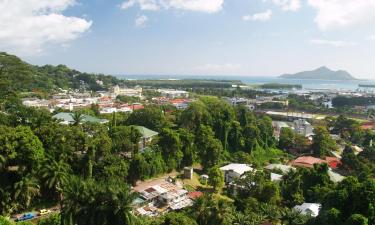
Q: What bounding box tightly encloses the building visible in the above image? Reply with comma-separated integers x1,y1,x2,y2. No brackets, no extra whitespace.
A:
293,119,314,137
270,173,283,182
273,121,291,139
265,164,295,174
293,203,321,217
135,126,159,150
158,89,189,99
325,157,342,169
220,163,253,183
135,181,193,217
52,112,109,125
111,85,142,98
291,156,342,170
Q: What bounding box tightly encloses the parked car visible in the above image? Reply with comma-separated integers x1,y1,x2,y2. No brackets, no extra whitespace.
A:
15,213,35,221
39,209,52,216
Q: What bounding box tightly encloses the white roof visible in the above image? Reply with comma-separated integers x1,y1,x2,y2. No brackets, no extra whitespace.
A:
294,203,321,217
328,169,345,183
265,164,295,174
271,173,283,182
220,164,253,175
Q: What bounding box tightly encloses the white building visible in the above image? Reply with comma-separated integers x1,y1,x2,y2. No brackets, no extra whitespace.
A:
111,85,142,98
157,89,189,98
293,119,314,137
220,163,253,183
293,203,321,217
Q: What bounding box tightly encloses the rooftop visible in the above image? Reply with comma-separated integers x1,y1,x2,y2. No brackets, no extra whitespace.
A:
293,203,321,217
220,163,253,175
53,112,108,124
134,126,159,139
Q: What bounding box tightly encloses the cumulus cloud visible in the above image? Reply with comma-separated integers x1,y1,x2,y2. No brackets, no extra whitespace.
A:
271,0,301,11
243,10,272,22
0,0,92,55
308,0,375,30
310,39,357,47
135,15,149,27
121,0,224,13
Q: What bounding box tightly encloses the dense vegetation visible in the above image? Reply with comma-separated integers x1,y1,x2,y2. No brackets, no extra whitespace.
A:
0,52,120,98
259,83,302,90
332,96,375,107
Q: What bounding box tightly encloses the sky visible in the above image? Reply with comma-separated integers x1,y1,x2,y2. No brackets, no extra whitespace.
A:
1,0,375,79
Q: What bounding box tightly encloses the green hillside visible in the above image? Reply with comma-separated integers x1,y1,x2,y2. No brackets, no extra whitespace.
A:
0,52,120,98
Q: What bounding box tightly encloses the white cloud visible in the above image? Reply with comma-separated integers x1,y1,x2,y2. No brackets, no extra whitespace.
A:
272,0,301,11
308,0,375,30
135,15,149,27
243,10,272,22
310,39,357,47
121,0,224,13
121,0,136,10
0,0,92,55
195,63,241,73
368,35,375,40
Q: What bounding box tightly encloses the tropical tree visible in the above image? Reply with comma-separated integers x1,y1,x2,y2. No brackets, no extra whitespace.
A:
13,175,40,209
40,159,70,200
312,126,337,157
208,166,224,193
71,111,84,126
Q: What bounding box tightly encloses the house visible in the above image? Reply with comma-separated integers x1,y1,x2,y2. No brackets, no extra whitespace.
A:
325,157,342,169
158,89,189,98
293,119,314,137
293,203,321,217
220,163,253,183
270,173,283,182
52,112,109,125
135,181,193,217
265,164,295,174
273,121,291,139
135,126,159,150
328,169,345,183
291,156,326,168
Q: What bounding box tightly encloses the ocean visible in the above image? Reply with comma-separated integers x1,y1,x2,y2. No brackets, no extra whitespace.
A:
116,75,375,91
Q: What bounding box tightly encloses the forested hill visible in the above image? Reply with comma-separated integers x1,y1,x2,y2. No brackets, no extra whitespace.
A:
279,66,356,80
0,52,120,97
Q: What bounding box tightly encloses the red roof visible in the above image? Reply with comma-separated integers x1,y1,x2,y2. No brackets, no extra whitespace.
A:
325,157,342,169
188,191,203,200
291,156,342,169
292,156,326,168
361,122,375,130
170,99,189,104
131,105,144,110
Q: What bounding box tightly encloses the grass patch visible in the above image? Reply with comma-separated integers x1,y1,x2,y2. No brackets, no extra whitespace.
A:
251,147,287,166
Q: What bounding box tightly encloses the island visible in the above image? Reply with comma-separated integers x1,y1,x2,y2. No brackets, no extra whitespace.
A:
279,66,356,80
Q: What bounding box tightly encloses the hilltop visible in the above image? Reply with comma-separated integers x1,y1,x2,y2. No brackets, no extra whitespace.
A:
0,52,120,98
279,66,356,80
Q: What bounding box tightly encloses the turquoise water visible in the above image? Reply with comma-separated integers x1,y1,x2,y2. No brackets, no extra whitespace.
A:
117,75,375,91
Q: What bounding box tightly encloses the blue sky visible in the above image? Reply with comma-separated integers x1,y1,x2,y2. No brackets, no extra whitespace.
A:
1,0,375,78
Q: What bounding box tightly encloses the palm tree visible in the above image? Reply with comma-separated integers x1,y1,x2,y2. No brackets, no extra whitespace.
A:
71,111,84,126
130,126,142,155
40,159,70,196
13,175,40,209
40,159,71,225
232,212,252,225
281,208,310,225
62,177,137,225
